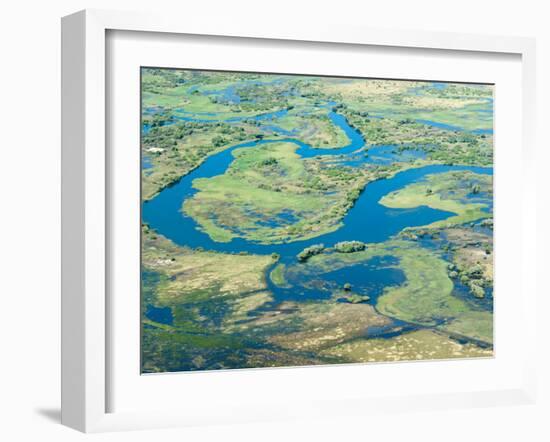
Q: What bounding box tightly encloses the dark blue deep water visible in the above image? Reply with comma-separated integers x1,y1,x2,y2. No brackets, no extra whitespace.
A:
145,304,173,325
276,256,406,304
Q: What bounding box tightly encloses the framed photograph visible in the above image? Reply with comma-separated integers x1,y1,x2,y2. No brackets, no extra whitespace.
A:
61,9,538,432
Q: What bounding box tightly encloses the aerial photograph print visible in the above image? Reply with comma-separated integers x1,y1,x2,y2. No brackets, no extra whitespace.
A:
140,68,494,373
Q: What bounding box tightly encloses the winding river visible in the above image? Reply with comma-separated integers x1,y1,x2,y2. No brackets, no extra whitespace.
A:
142,106,492,304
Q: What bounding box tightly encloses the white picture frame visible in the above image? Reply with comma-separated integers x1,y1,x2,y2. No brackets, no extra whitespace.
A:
61,9,538,433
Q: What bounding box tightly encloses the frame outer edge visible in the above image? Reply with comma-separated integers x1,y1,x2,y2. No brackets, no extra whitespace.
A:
520,39,538,403
62,9,108,433
89,8,531,55
61,8,538,432
61,10,87,432
84,8,108,432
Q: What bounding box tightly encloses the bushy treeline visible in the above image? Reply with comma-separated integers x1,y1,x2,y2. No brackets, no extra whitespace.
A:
297,244,325,262
334,241,367,253
297,241,367,262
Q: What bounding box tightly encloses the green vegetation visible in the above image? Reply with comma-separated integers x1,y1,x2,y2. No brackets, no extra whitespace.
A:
141,228,276,305
142,69,294,119
320,329,492,363
314,79,493,132
346,294,370,303
334,240,367,253
285,238,493,345
269,264,290,288
256,301,391,352
142,225,493,371
445,227,493,301
440,310,493,344
297,244,325,262
294,239,466,327
269,111,350,148
141,120,260,200
374,243,465,326
335,290,371,304
380,171,493,228
141,227,282,372
348,114,493,166
183,142,372,244
397,225,493,307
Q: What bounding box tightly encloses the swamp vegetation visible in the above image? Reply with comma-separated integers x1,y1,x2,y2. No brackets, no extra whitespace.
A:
141,69,494,372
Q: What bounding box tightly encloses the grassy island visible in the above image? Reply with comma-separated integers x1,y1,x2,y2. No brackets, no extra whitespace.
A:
183,142,375,244
380,170,493,228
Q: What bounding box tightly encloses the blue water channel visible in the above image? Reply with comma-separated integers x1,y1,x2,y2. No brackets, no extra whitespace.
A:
142,104,492,306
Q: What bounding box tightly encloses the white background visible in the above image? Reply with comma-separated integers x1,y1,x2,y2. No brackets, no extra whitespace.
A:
0,0,548,441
